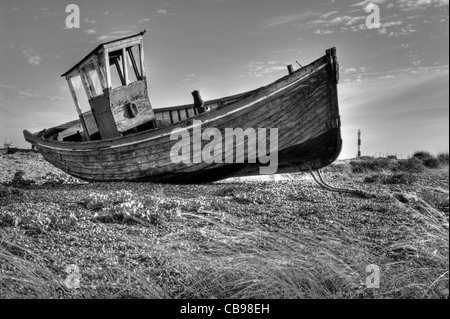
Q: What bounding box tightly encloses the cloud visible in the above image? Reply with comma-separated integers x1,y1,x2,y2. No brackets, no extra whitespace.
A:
381,24,417,36
310,6,416,36
139,18,151,24
383,21,403,27
338,66,449,158
265,10,320,27
182,74,197,82
0,44,14,50
309,15,366,27
341,67,373,82
399,0,449,10
343,68,357,74
97,30,136,42
22,48,42,67
329,16,353,24
308,14,367,34
351,0,448,10
345,16,366,25
84,29,98,35
0,84,67,102
84,18,97,24
33,7,58,19
243,60,287,78
321,10,338,19
314,29,336,34
139,9,175,23
351,0,389,7
0,84,74,146
343,65,446,84
156,9,175,17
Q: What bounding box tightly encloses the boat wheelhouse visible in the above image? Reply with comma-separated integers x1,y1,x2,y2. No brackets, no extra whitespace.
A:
60,30,156,142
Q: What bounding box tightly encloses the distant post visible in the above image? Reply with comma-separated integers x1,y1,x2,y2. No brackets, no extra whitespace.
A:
357,129,361,158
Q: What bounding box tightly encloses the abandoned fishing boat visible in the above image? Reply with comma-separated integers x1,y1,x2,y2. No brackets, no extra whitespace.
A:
23,31,342,183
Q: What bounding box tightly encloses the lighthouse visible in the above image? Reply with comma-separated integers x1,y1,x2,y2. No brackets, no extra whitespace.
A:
357,130,361,158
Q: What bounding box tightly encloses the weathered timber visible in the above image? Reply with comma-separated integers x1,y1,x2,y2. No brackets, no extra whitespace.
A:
24,47,342,183
287,65,294,75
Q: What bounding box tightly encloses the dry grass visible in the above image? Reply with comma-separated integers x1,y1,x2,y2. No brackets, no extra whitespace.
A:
437,152,449,166
0,240,66,298
0,152,448,299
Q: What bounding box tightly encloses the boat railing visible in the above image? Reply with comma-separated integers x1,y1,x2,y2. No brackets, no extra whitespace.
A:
154,90,254,126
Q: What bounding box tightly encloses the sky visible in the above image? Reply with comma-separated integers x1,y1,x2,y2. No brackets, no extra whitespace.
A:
0,0,448,159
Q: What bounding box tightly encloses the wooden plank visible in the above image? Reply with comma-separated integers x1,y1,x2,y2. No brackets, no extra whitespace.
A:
90,95,120,140
92,55,106,90
113,58,126,86
156,92,253,113
155,112,163,121
187,108,195,118
104,49,112,89
178,109,187,121
84,69,97,98
108,80,155,133
139,42,146,79
65,58,97,78
122,48,128,85
126,46,141,80
55,111,99,141
162,111,171,124
80,72,94,100
104,38,142,50
169,110,175,124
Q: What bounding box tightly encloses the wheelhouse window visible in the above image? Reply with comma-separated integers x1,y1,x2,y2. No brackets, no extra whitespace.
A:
87,69,104,97
70,60,107,99
109,50,125,89
107,44,143,89
127,45,142,82
70,75,90,113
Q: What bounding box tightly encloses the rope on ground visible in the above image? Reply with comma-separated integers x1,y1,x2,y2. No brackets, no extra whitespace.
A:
308,164,376,198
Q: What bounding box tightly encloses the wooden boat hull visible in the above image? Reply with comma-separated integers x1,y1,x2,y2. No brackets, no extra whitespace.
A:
5,148,38,155
24,48,342,183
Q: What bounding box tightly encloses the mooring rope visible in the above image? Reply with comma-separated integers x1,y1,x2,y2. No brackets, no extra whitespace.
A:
308,164,375,198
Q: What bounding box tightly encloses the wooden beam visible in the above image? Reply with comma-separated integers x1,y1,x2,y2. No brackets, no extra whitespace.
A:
287,65,294,75
66,77,91,141
103,49,112,89
92,55,106,91
84,69,97,97
126,47,141,80
139,42,146,78
103,38,142,50
80,72,95,100
113,58,126,86
122,48,128,85
80,72,94,100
